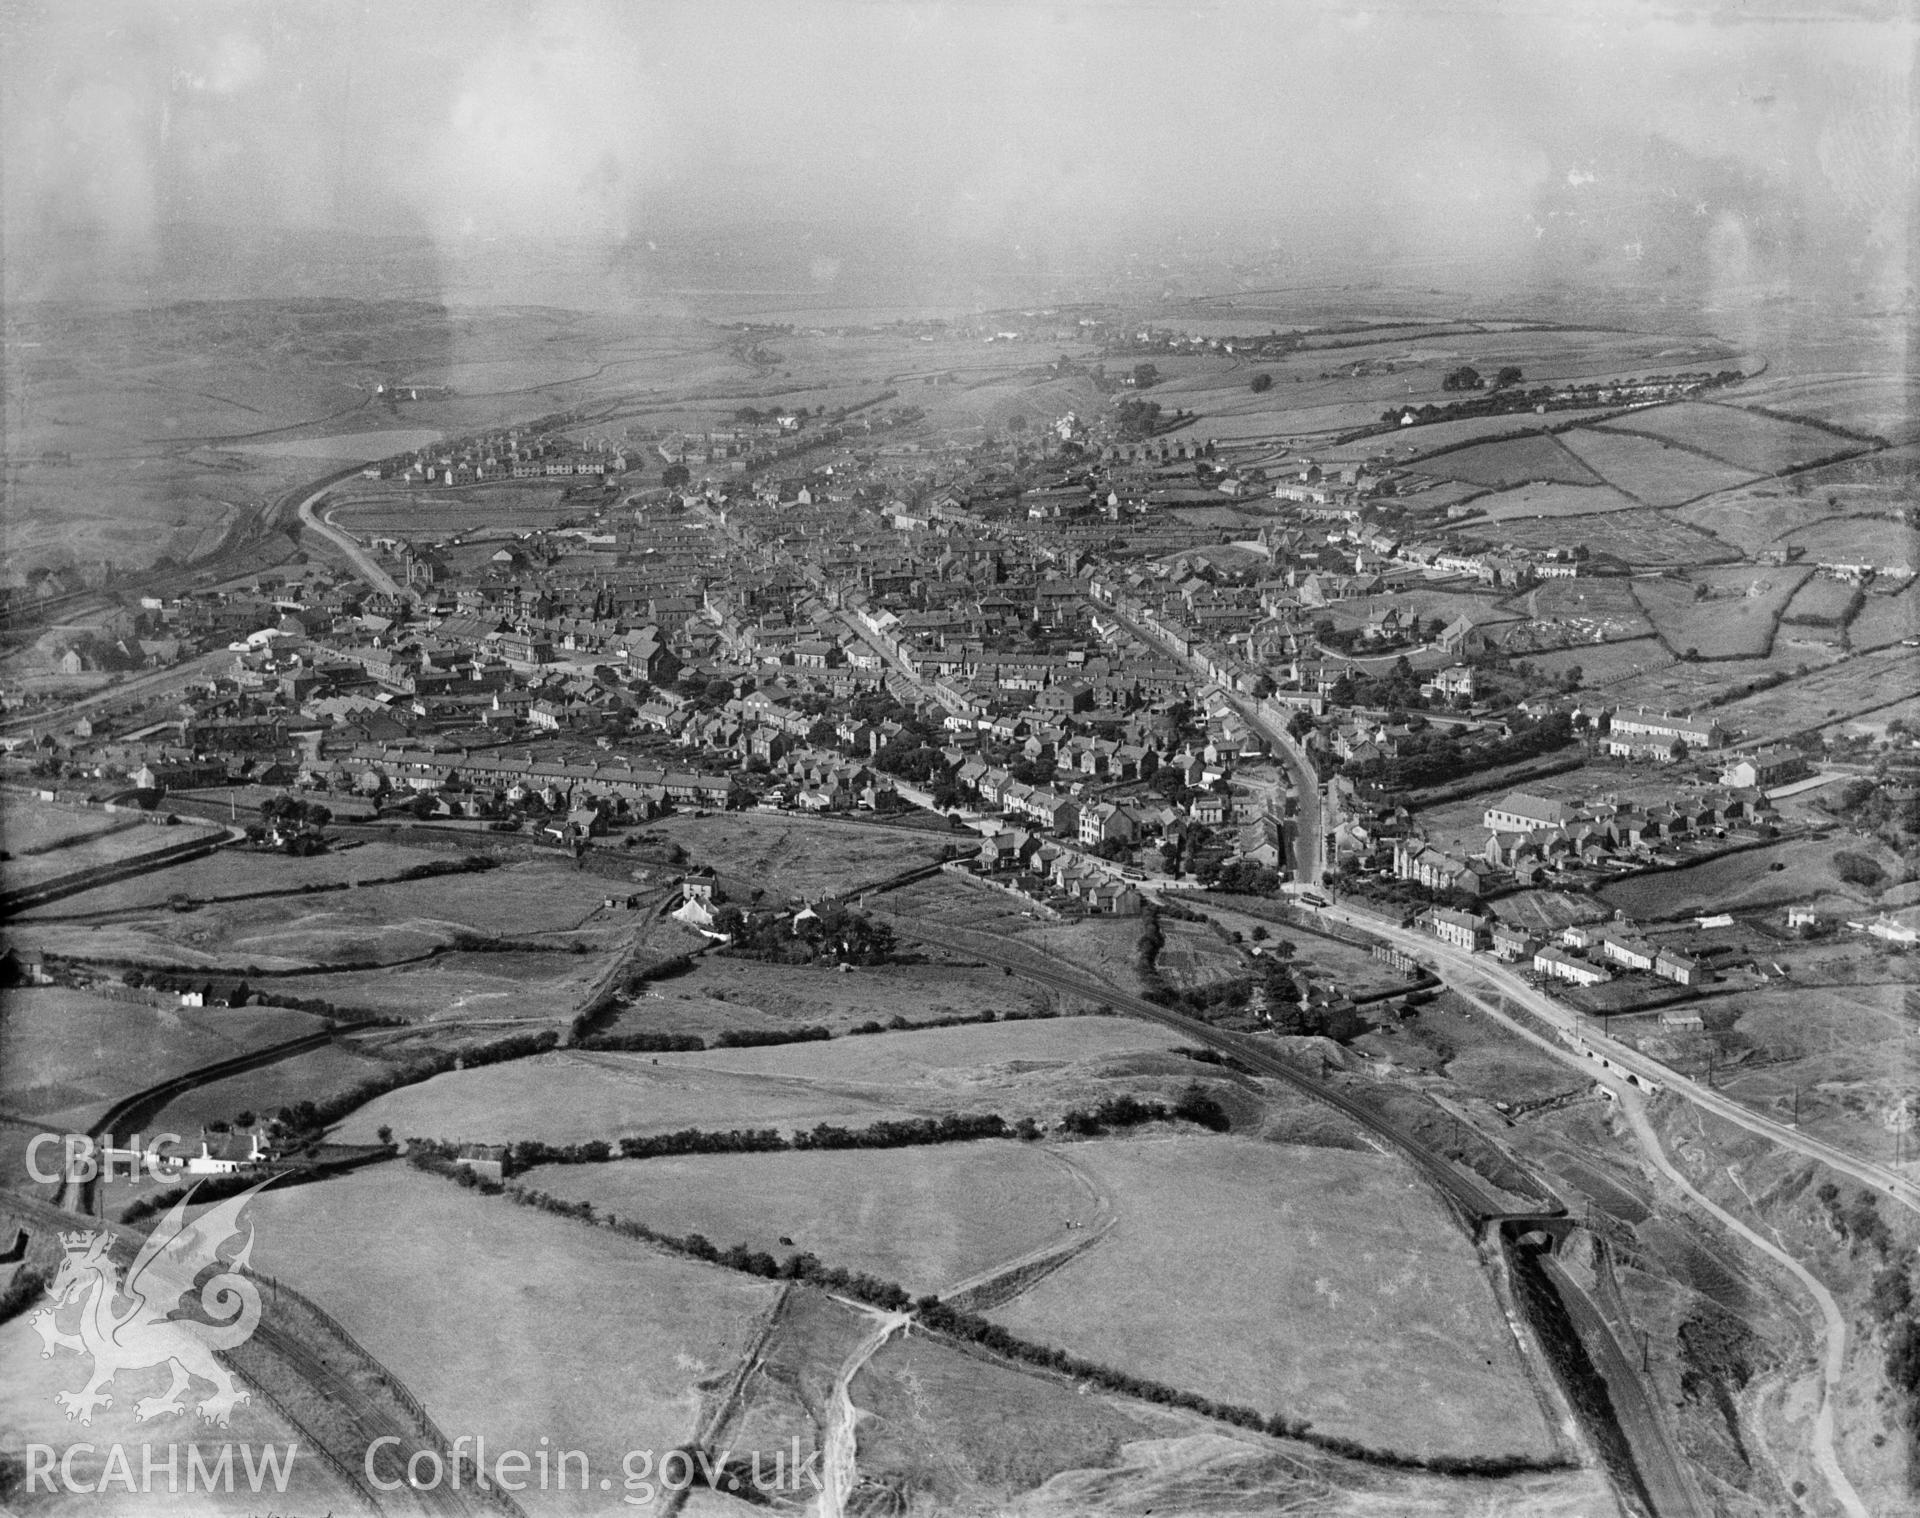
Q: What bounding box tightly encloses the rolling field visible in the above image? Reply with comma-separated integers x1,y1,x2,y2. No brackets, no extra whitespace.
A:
1780,575,1863,627
1521,637,1673,686
1631,566,1810,660
212,1164,781,1518
1848,580,1920,650
523,1142,1097,1297
646,812,952,902
609,957,1042,1040
1464,480,1643,521
1711,643,1920,733
0,818,225,895
335,1050,908,1146
1554,427,1757,506
1597,836,1897,921
1451,510,1737,568
1732,373,1920,442
1413,434,1598,489
1781,515,1919,573
988,1136,1556,1462
0,800,132,856
0,987,324,1130
255,948,610,1023
1609,403,1869,474
13,857,626,971
14,839,504,917
147,1040,398,1134
336,1016,1196,1146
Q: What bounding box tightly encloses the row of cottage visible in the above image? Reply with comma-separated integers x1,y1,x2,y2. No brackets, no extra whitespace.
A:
1421,909,1701,988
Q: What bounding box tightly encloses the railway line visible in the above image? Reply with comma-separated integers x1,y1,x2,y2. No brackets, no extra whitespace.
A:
871,908,1708,1518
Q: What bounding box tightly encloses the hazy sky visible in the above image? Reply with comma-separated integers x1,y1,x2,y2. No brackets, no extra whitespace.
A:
3,0,1913,309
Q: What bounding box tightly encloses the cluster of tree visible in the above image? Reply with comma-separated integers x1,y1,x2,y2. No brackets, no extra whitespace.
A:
1112,397,1164,440
120,1168,284,1226
395,853,498,881
1058,1084,1231,1136
1249,372,1274,393
1343,712,1575,794
1196,857,1281,895
1326,653,1443,710
718,902,897,967
1833,849,1889,892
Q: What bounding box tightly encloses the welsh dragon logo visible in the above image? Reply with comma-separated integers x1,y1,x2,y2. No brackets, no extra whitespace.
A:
31,1182,268,1427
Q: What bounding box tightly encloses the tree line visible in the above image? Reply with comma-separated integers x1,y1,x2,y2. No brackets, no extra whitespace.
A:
403,1155,1568,1479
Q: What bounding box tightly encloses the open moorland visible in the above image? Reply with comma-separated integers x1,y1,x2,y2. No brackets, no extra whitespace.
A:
989,1136,1557,1462
524,1141,1099,1297
208,1164,782,1518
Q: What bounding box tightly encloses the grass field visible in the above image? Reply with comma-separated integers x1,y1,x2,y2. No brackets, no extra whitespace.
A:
523,1142,1096,1297
1781,516,1920,574
212,1164,781,1518
254,948,610,1023
1522,637,1673,687
608,957,1042,1041
1848,581,1920,651
1554,427,1757,506
1609,403,1869,474
147,1040,399,1135
1452,510,1738,568
0,818,225,895
336,1016,1196,1146
0,987,324,1131
988,1136,1555,1462
1732,373,1920,443
15,857,627,971
0,800,131,857
1781,574,1864,627
1631,567,1810,659
1711,644,1920,733
645,813,953,903
1464,480,1643,521
1413,434,1599,489
1597,836,1898,921
14,840,462,917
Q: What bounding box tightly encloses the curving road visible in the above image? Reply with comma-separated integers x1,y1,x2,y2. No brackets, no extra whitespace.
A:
296,479,405,600
1320,904,1920,1214
1313,905,1870,1518
872,909,1706,1518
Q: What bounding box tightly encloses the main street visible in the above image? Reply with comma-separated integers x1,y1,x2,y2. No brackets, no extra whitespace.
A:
1093,597,1325,884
